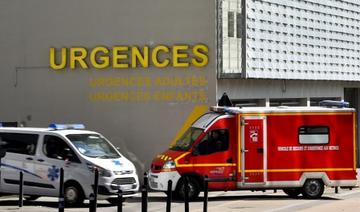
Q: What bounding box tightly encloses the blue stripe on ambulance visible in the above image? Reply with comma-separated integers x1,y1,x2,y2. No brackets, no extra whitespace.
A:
0,163,43,179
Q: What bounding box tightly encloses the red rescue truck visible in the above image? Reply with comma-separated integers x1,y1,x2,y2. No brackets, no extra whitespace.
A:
149,102,357,199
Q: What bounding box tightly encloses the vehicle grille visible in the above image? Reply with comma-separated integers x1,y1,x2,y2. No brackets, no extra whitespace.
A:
112,177,136,185
111,177,136,190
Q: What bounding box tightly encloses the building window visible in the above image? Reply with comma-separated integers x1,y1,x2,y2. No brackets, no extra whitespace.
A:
228,11,234,37
299,126,329,144
270,98,307,106
236,12,242,38
233,99,266,107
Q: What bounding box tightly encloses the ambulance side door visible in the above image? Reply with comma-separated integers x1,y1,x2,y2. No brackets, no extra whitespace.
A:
0,132,40,195
34,134,81,196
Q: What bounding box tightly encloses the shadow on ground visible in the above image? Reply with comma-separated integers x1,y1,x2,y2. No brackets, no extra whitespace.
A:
127,194,339,203
0,194,339,209
0,200,113,209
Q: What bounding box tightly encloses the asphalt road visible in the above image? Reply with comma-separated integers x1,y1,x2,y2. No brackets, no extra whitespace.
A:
0,187,360,212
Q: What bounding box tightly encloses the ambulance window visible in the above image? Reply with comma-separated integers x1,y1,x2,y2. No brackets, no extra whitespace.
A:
43,135,80,162
299,126,329,144
197,129,229,155
0,133,38,155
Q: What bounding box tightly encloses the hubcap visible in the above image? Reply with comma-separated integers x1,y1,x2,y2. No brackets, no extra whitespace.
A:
180,181,196,198
306,181,320,196
65,187,78,202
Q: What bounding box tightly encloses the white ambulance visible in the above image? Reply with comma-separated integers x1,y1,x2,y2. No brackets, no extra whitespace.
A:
0,123,139,205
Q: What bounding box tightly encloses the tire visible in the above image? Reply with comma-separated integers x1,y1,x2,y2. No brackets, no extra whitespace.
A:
175,176,200,201
24,195,40,201
64,183,85,206
283,188,302,198
107,197,126,205
302,179,324,199
164,191,176,197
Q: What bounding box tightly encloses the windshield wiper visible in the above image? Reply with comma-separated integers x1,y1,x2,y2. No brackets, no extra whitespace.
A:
170,146,185,151
95,155,110,159
97,154,119,159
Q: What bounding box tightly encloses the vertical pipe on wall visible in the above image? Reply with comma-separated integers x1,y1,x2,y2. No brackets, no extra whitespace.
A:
241,0,246,78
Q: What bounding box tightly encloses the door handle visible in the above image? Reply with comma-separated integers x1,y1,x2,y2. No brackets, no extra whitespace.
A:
257,148,264,153
37,159,45,162
26,157,33,161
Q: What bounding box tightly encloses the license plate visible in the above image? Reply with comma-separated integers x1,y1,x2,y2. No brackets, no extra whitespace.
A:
120,184,133,190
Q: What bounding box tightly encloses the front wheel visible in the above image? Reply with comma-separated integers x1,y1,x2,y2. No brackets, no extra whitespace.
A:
175,177,200,201
302,179,324,199
64,184,85,206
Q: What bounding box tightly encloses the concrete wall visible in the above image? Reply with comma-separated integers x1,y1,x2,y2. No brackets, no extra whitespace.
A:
0,0,216,174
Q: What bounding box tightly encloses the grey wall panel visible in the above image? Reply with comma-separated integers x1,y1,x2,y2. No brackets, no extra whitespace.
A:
220,0,360,81
0,0,216,174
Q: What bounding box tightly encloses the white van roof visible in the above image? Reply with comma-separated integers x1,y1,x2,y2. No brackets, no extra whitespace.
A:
0,127,98,136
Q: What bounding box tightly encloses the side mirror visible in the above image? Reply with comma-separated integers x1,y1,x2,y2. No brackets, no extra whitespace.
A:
64,148,73,158
0,148,6,158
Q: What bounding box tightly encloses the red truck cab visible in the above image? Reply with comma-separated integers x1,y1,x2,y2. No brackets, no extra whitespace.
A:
149,103,357,200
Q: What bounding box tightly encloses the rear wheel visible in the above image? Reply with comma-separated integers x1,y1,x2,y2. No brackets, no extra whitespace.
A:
283,188,302,198
302,179,324,199
164,191,176,197
64,183,85,206
175,177,200,201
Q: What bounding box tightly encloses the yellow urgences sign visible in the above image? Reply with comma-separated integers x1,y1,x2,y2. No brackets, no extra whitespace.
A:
49,44,209,70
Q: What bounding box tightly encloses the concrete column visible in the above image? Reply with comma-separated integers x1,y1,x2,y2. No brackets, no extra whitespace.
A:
266,98,270,107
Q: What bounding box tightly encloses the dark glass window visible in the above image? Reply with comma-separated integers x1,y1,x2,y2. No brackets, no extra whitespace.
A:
236,12,243,38
299,126,329,144
43,135,80,162
197,129,229,155
228,12,234,37
0,133,38,155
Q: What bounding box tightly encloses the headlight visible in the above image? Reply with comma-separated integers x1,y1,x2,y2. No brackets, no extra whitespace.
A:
87,164,112,177
162,160,176,171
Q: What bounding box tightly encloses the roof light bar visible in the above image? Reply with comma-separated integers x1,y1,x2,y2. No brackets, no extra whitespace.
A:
48,123,85,130
319,100,349,108
210,106,226,113
0,122,18,127
210,106,239,114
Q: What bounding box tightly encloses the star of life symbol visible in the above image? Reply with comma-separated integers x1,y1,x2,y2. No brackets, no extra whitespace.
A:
112,160,122,166
48,165,60,181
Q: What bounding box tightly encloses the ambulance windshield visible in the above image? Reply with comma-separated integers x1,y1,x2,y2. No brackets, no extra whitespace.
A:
170,127,203,151
66,134,120,159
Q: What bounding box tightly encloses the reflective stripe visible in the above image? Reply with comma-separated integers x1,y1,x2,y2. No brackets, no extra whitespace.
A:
0,163,42,179
243,168,354,173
